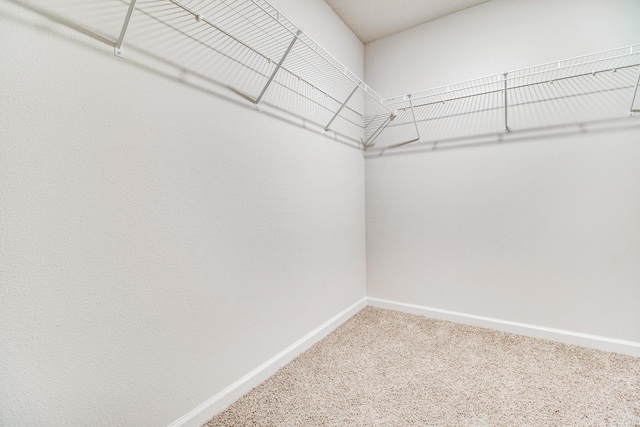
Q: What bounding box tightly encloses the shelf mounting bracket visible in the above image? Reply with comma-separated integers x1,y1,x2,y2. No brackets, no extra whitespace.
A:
324,83,361,132
364,111,397,149
503,73,510,132
503,72,510,132
114,0,137,57
408,94,422,143
255,30,302,108
629,65,640,116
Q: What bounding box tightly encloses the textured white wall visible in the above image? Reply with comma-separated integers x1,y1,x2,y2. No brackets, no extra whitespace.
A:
365,0,640,342
0,1,365,426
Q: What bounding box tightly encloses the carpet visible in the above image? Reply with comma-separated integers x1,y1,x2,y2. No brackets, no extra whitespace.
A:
204,306,640,426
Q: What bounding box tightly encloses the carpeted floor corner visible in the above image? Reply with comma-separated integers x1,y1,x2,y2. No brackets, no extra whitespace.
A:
204,306,640,426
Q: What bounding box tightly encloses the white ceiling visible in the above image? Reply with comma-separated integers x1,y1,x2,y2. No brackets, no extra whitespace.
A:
324,0,491,43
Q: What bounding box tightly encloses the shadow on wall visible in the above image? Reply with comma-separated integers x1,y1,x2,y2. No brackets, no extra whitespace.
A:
365,116,640,158
3,0,366,152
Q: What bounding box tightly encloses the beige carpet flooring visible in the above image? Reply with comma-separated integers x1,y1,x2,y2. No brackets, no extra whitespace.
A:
204,306,640,426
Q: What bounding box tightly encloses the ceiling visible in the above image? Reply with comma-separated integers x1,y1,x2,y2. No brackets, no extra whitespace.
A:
324,0,490,44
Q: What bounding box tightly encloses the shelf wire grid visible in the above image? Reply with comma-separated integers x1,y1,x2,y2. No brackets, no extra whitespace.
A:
117,0,391,142
366,44,640,152
13,1,638,150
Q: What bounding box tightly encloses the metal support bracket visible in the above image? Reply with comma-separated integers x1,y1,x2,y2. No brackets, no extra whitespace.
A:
503,72,510,132
114,0,137,57
363,111,397,149
629,66,640,116
254,30,302,108
324,83,361,132
408,94,422,143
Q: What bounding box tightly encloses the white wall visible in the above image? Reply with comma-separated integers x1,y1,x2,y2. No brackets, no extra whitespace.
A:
365,0,640,96
365,0,640,343
0,1,365,426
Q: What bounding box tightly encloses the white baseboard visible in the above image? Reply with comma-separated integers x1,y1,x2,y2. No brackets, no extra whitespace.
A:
169,295,639,426
367,297,640,358
167,297,368,427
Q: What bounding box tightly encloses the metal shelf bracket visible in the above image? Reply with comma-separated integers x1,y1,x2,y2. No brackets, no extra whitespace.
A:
363,111,397,150
503,72,510,132
324,83,361,132
114,0,137,57
408,94,423,143
629,66,640,116
254,29,302,108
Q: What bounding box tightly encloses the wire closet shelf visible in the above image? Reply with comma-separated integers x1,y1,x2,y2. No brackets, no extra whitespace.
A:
113,0,640,150
115,0,392,145
367,44,640,152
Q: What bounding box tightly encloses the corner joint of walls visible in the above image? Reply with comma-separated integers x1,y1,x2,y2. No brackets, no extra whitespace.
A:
167,297,368,427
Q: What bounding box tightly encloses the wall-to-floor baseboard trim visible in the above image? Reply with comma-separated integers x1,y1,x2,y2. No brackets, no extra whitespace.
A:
167,297,368,427
367,297,640,357
169,295,639,426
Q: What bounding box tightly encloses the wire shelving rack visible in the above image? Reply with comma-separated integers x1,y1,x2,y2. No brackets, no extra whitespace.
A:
113,0,393,144
366,44,640,154
25,0,640,151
